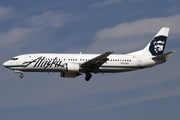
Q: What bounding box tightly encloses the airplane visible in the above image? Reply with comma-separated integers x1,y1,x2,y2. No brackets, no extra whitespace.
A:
3,27,175,81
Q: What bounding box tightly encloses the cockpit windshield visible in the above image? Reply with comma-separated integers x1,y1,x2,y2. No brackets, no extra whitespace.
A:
11,58,18,60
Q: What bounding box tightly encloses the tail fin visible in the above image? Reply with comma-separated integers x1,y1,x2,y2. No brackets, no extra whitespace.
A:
128,27,170,56
147,27,169,56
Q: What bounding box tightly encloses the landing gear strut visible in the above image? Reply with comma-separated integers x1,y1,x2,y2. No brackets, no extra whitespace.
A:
14,70,24,79
85,73,92,81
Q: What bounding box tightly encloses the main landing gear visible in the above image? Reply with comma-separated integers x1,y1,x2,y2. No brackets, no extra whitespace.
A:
85,72,92,81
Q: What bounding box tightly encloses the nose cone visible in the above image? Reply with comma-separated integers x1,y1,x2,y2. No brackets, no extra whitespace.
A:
3,61,9,68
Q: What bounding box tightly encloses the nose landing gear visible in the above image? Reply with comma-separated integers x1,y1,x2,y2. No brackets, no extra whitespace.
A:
85,73,92,81
20,74,24,79
14,70,24,79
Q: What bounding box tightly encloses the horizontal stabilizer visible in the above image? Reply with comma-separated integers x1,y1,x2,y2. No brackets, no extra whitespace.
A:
152,51,175,60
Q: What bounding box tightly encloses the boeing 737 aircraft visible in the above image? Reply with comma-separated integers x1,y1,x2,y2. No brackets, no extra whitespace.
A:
3,27,175,81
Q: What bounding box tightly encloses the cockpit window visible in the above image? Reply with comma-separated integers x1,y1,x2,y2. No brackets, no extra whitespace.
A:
11,58,18,60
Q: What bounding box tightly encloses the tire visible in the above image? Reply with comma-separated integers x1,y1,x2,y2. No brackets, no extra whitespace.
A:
20,74,23,79
85,73,92,81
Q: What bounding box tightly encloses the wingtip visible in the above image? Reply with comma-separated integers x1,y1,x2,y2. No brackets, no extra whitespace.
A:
171,51,175,53
106,51,114,54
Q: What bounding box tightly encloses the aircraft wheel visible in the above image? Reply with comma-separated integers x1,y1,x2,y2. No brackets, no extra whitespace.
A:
20,74,24,79
85,76,90,81
85,73,92,81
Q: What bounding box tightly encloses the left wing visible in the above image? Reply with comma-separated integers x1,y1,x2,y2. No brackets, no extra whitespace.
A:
81,51,113,68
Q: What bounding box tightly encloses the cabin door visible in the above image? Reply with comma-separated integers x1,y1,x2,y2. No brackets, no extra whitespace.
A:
137,56,141,66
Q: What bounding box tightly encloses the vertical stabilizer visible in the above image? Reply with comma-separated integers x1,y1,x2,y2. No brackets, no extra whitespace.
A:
147,27,169,56
128,27,170,57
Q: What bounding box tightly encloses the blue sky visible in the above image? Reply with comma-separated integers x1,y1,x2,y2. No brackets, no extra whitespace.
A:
1,0,180,120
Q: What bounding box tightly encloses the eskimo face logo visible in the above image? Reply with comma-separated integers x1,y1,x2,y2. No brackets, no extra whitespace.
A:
149,36,167,56
153,40,165,53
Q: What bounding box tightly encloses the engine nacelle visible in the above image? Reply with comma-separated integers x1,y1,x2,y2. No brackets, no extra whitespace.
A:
61,72,77,78
63,63,80,72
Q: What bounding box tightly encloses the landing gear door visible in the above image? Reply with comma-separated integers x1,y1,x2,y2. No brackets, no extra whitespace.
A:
137,56,141,66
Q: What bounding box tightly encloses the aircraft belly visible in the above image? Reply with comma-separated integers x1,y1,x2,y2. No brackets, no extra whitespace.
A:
99,66,141,73
11,66,64,72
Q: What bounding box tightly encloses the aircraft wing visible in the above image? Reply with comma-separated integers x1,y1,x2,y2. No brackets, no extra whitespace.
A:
81,51,113,67
152,51,175,60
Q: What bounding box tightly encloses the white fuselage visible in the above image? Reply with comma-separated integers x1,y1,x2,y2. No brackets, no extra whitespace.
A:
3,53,156,73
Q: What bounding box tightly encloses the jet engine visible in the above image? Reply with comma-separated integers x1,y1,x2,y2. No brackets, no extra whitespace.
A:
63,63,80,72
